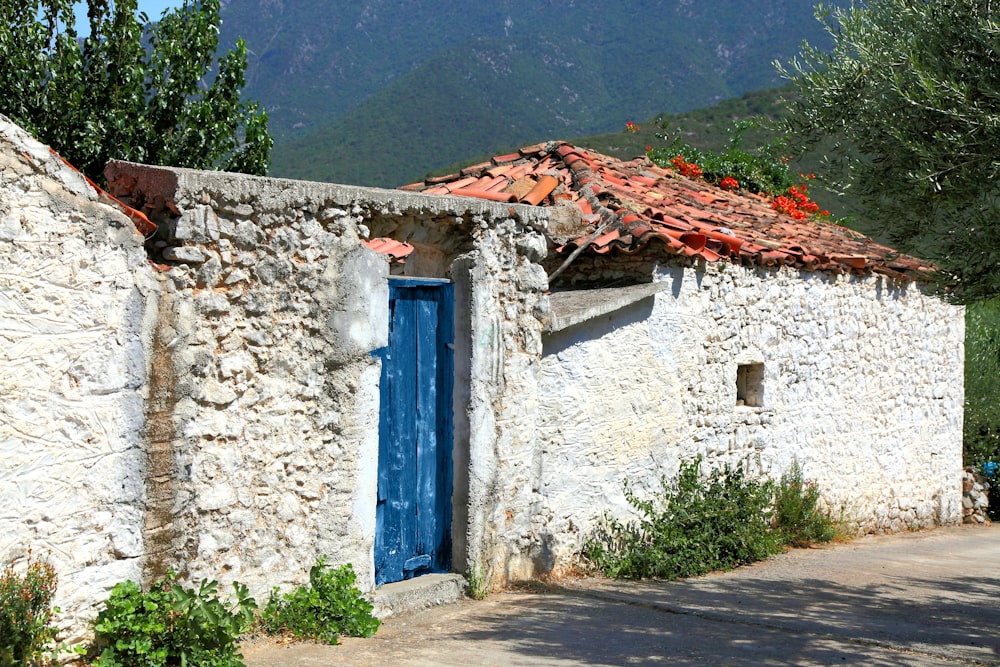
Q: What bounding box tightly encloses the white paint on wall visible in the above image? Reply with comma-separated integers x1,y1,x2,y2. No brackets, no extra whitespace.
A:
526,262,964,573
0,116,154,643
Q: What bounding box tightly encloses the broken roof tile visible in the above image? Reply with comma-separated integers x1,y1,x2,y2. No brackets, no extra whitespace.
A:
365,237,415,262
520,174,560,206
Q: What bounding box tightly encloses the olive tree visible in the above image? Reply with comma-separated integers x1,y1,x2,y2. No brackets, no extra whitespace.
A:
778,0,1000,300
0,0,271,182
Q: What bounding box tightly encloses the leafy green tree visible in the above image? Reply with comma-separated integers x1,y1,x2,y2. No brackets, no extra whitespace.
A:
964,297,1000,467
0,0,271,182
778,0,1000,300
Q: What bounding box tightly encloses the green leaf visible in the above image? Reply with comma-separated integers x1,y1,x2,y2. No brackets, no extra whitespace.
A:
0,0,271,185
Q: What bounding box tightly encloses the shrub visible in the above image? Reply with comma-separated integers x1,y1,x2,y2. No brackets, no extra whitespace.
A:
582,458,783,580
92,573,256,667
650,120,795,197
773,460,836,546
261,557,379,644
0,552,59,667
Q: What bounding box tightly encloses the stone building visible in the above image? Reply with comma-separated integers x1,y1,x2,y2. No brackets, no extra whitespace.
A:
1,116,964,642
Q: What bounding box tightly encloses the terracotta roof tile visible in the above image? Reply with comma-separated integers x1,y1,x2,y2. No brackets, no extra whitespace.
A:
402,141,936,281
365,237,415,262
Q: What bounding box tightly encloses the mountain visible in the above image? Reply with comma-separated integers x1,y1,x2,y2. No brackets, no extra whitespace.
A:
218,0,848,187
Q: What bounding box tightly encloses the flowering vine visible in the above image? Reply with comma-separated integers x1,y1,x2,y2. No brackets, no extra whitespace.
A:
770,175,830,220
659,149,832,221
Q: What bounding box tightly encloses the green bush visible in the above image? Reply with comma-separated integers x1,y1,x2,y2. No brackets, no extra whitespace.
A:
584,458,839,580
962,299,1000,520
92,573,256,667
964,298,1000,467
261,557,379,644
0,553,59,667
649,120,795,196
773,460,836,546
583,458,783,580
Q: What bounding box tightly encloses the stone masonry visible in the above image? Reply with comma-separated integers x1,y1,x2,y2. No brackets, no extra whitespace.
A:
963,467,990,524
0,110,967,642
0,118,155,643
104,160,553,604
521,261,965,577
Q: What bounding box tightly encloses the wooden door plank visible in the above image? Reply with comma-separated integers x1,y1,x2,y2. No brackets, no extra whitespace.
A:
414,289,440,574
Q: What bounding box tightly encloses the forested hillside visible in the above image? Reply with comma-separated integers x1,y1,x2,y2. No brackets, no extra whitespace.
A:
217,0,848,186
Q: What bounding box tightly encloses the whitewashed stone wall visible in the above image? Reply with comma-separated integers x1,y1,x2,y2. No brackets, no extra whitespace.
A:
522,262,964,575
104,162,394,598
0,118,156,643
451,220,550,587
105,162,556,598
1,111,966,635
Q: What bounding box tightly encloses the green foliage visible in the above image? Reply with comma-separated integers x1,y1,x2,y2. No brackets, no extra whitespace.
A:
582,458,783,580
779,0,1000,300
772,460,836,546
964,298,1000,468
649,119,796,197
0,553,59,667
466,565,490,601
261,558,379,644
0,0,271,183
92,573,256,667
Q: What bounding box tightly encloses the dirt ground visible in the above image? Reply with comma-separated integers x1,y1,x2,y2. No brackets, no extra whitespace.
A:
243,525,1000,666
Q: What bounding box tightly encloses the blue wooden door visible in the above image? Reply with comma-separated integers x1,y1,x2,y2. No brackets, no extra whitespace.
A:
374,278,454,585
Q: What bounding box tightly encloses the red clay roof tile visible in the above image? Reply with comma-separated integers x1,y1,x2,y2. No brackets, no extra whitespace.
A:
451,188,517,203
365,237,415,262
520,174,560,206
402,141,936,281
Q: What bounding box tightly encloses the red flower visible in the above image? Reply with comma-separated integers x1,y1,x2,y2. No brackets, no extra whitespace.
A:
645,145,652,152
671,154,702,179
771,181,828,221
719,176,739,190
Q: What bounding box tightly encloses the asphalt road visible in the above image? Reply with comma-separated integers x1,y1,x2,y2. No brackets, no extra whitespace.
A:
242,525,1000,666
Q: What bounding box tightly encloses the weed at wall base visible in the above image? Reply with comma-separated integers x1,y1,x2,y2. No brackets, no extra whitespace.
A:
91,574,256,667
466,565,491,601
582,457,782,580
89,556,379,666
582,457,836,581
773,460,837,546
260,557,379,644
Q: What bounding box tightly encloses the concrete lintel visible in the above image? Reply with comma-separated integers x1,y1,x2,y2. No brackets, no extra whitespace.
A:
545,282,666,332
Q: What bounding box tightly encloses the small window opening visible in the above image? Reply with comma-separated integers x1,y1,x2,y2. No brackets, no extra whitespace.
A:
736,363,764,407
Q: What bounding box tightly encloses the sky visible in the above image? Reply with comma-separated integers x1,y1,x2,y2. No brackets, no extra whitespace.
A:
72,1,182,36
